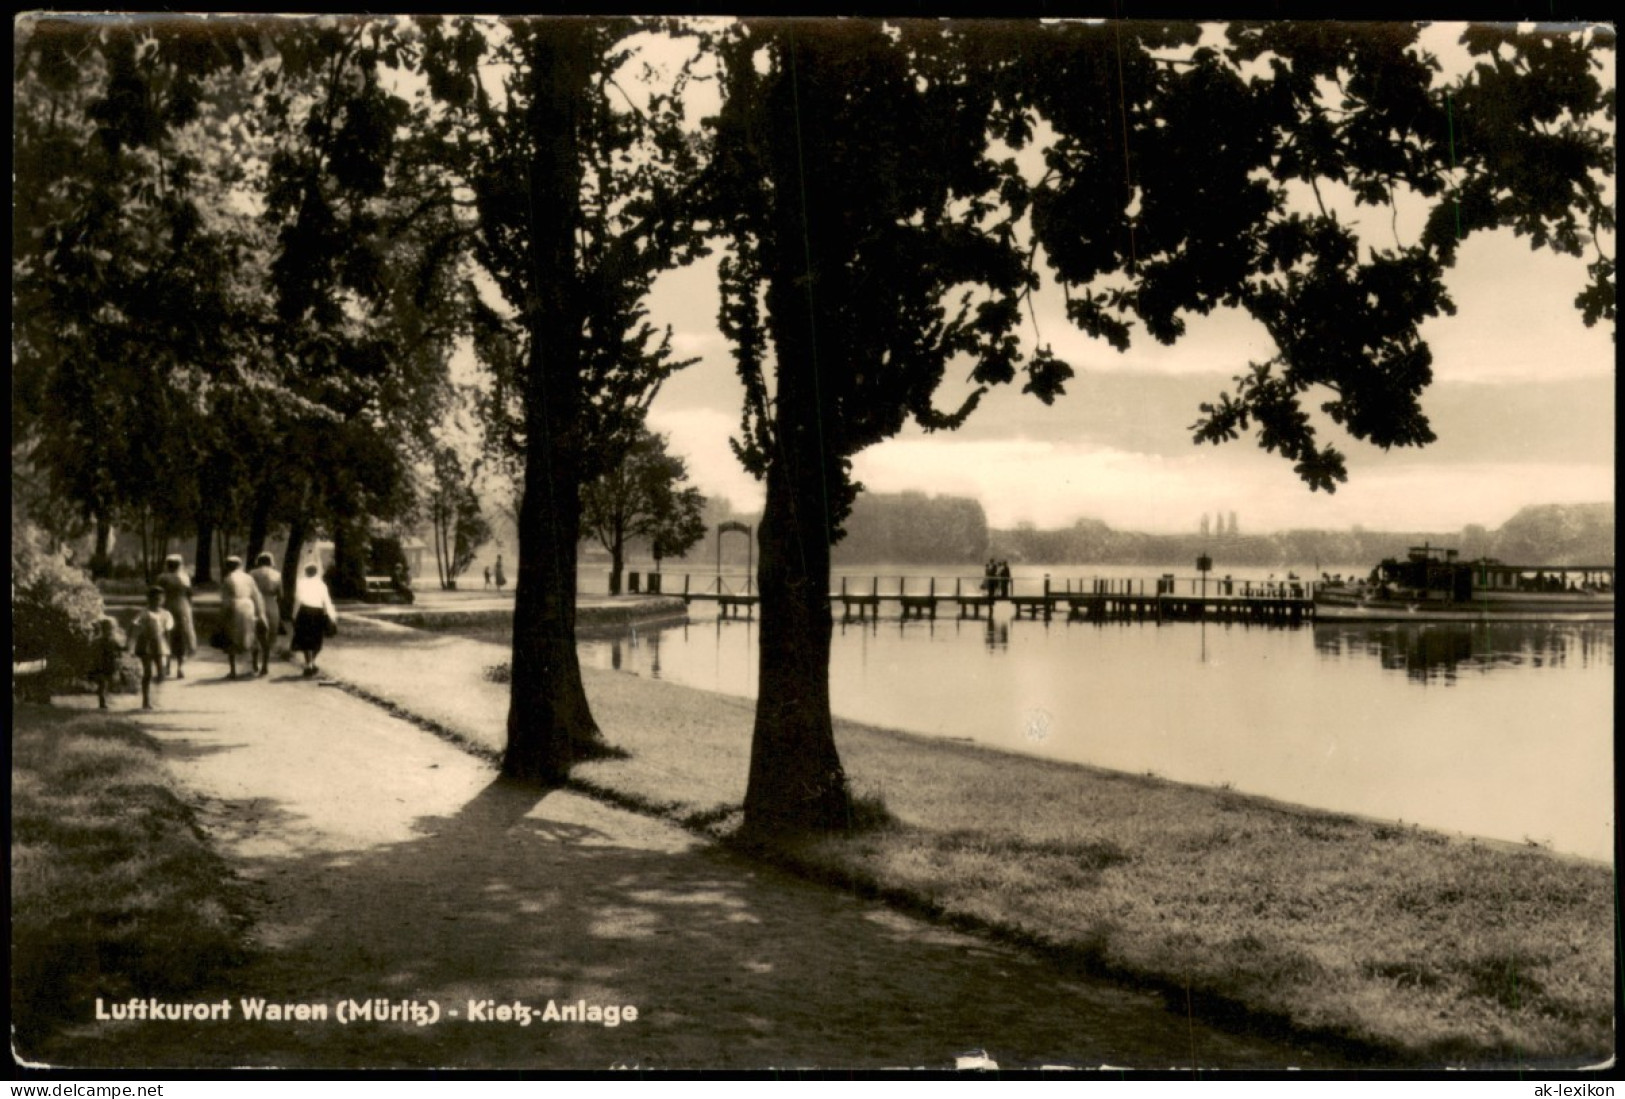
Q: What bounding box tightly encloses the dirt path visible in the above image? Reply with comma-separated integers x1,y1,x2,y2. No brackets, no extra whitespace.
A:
43,644,1338,1071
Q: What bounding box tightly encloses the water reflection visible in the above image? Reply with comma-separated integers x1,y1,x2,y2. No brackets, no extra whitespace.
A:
836,616,880,638
1313,621,1615,684
647,629,662,678
983,617,1009,651
573,606,1612,858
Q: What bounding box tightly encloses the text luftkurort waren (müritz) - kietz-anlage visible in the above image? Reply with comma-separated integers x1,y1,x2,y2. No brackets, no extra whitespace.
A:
94,997,637,1028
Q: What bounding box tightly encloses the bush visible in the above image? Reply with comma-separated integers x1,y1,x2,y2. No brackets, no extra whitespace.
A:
12,521,106,700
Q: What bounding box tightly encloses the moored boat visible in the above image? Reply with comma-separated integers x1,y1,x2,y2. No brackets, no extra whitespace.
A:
1314,545,1614,622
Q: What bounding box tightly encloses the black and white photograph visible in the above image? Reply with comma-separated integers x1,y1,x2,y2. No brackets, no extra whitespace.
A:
11,12,1615,1080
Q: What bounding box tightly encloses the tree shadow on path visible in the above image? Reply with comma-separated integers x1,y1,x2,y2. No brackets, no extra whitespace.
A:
46,762,1339,1072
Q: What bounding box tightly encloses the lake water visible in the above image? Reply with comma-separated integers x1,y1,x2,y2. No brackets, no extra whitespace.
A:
574,565,1614,861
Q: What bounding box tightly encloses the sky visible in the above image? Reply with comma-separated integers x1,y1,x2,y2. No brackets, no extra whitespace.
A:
642,218,1614,536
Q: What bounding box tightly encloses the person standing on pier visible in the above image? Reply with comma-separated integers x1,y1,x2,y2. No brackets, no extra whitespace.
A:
984,558,997,597
494,554,507,593
998,560,1012,598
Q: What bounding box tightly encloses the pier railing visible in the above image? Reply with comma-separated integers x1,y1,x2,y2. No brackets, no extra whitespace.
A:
664,571,1318,622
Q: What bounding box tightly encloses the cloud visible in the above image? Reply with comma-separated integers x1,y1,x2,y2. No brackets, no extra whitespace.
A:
645,405,764,513
641,225,1613,533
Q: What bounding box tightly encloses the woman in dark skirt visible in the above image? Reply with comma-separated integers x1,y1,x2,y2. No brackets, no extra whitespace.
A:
290,562,337,677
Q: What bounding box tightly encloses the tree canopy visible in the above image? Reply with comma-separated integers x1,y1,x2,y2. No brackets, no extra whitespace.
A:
12,16,457,590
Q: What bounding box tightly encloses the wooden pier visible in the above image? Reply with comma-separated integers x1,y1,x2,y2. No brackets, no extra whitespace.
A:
675,572,1316,623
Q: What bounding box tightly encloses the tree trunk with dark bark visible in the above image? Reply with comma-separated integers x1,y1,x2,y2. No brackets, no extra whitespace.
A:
280,513,306,620
742,263,852,832
331,515,368,600
503,416,602,782
194,516,215,584
501,24,612,784
245,477,275,563
89,512,113,577
743,452,850,834
736,31,856,836
608,533,624,596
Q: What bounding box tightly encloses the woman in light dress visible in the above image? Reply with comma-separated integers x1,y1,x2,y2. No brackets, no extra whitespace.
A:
290,562,338,678
218,555,267,680
155,554,197,678
249,552,283,677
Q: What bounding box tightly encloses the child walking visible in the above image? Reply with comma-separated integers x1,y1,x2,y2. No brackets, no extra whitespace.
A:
129,586,174,710
90,616,124,710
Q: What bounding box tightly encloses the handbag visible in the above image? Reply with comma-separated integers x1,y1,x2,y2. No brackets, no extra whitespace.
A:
323,615,338,639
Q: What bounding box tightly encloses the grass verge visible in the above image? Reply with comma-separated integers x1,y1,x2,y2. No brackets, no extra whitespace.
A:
11,704,250,1055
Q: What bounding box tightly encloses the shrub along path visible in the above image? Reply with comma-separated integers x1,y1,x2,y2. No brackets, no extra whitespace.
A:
33,639,1321,1071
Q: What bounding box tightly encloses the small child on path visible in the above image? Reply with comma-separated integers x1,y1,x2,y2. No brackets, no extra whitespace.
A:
129,586,174,710
90,616,124,710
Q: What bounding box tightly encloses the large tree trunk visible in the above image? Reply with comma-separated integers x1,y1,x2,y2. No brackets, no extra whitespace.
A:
504,424,602,782
501,23,609,784
89,511,113,577
280,513,306,620
245,477,275,563
740,32,855,836
330,515,368,600
743,441,850,834
608,536,624,596
742,280,852,833
194,515,215,584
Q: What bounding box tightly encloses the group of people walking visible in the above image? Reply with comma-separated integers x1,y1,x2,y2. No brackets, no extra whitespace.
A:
983,558,1013,598
94,550,340,710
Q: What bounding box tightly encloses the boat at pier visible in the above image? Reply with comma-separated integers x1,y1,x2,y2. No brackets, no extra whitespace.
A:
1314,545,1614,622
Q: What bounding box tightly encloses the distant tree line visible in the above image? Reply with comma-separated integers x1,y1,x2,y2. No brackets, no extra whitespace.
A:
991,503,1615,569
831,492,989,566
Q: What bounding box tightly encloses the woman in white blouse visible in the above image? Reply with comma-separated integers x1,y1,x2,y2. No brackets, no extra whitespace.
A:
290,562,338,678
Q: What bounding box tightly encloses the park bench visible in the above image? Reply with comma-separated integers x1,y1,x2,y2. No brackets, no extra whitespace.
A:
362,575,415,605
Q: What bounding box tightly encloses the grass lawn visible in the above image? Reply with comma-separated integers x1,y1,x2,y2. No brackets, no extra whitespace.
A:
779,736,1617,1067
11,704,249,1054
